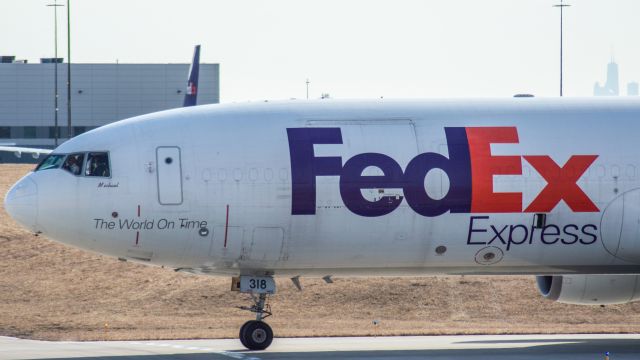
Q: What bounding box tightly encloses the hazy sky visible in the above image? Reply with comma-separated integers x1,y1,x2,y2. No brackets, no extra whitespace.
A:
2,0,640,102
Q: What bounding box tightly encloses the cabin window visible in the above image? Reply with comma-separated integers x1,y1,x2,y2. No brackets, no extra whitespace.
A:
35,154,65,171
85,152,110,177
61,153,85,176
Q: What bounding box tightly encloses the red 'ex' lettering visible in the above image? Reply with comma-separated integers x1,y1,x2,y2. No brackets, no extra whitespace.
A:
466,127,522,213
524,155,599,212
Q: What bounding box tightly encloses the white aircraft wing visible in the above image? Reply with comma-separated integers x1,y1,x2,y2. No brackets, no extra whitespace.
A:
0,146,52,159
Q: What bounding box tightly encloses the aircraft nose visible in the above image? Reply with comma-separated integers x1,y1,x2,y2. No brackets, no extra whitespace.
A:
4,175,38,231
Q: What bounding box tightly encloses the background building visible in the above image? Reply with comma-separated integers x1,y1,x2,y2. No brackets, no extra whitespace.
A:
628,82,639,96
0,58,219,162
594,61,619,96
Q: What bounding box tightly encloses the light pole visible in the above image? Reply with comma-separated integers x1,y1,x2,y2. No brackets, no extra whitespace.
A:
66,0,72,139
306,78,310,99
47,1,64,146
554,0,570,97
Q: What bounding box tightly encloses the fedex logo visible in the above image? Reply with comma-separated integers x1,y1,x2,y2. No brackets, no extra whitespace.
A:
287,127,599,217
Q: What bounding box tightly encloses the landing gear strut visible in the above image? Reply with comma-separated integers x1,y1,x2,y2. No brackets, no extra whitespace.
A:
239,293,273,350
232,276,276,350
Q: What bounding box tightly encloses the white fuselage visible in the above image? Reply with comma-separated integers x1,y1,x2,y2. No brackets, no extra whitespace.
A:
5,98,640,277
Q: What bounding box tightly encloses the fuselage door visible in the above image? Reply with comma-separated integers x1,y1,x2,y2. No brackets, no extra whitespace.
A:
156,146,183,205
601,189,640,264
244,227,285,265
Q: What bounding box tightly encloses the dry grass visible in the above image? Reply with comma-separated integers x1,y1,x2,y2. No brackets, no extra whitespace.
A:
1,164,639,341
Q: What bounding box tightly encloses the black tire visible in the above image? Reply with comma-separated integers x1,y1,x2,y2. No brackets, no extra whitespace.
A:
239,320,273,350
239,321,251,349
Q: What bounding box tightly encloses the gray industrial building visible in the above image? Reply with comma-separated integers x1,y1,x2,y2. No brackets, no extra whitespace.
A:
0,58,219,162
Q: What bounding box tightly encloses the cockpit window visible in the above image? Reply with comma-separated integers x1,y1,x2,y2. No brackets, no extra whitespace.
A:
61,153,85,176
34,151,110,177
85,152,110,177
35,154,65,171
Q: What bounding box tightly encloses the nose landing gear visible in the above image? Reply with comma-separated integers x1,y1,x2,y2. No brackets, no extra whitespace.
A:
232,276,276,350
239,293,273,350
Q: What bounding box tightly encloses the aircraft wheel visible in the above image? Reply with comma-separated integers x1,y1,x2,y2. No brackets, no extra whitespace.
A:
239,321,251,349
239,320,273,350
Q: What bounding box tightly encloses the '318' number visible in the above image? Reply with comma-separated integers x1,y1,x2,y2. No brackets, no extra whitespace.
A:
249,279,268,289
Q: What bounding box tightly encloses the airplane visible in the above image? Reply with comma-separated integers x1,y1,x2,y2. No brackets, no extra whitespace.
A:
0,145,52,159
183,45,200,107
5,97,640,350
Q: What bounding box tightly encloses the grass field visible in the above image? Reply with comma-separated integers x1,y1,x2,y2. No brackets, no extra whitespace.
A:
1,164,639,341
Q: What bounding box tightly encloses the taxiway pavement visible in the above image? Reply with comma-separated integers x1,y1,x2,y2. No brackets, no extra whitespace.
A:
1,334,638,360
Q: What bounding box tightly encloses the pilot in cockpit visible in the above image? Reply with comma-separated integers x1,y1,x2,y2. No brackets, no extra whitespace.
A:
35,151,110,178
62,154,83,175
86,153,110,177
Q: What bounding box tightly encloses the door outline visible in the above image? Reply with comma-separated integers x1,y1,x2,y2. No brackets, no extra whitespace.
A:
156,146,184,205
245,227,285,263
